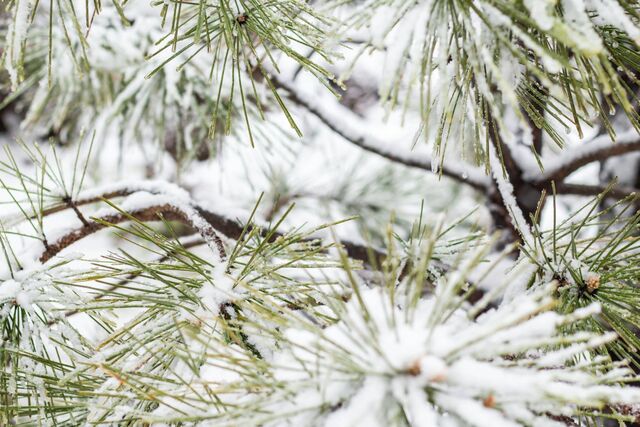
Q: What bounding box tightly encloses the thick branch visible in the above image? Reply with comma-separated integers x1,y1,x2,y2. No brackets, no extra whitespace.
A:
485,108,536,246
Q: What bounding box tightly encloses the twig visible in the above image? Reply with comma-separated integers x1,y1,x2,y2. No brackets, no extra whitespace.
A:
63,195,91,227
529,130,640,183
32,182,384,267
39,202,226,263
269,73,492,191
551,182,638,199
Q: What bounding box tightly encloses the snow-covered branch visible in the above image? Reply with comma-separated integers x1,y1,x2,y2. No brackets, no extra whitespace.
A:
271,74,492,191
40,193,227,263
33,181,485,301
35,181,390,267
527,130,640,183
6,1,640,424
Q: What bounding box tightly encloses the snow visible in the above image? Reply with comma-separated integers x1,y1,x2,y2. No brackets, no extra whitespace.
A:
14,290,31,308
488,143,535,247
192,264,238,319
587,0,640,43
0,279,21,302
251,278,640,426
5,0,34,89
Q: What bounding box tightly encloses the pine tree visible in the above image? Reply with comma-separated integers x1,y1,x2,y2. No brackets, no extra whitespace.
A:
2,0,640,425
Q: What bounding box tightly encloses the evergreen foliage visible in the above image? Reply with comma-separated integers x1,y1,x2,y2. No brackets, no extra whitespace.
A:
2,1,640,425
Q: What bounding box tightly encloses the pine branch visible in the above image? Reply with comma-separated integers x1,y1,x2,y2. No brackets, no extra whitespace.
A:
6,3,640,424
270,73,492,191
552,182,638,200
40,199,227,263
31,181,385,266
34,181,478,292
527,130,640,183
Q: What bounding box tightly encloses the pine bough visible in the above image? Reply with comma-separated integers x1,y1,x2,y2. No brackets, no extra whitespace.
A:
2,1,640,426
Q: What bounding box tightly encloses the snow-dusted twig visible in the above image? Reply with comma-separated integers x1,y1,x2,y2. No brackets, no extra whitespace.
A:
270,74,492,191
34,181,388,266
34,181,481,296
40,193,227,263
527,130,640,183
488,151,535,247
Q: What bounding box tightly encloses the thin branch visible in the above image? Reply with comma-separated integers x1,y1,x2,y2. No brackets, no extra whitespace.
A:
39,201,226,263
40,181,186,218
32,182,385,267
38,182,489,325
63,195,90,227
551,182,638,200
529,130,640,183
33,181,465,273
269,73,492,191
